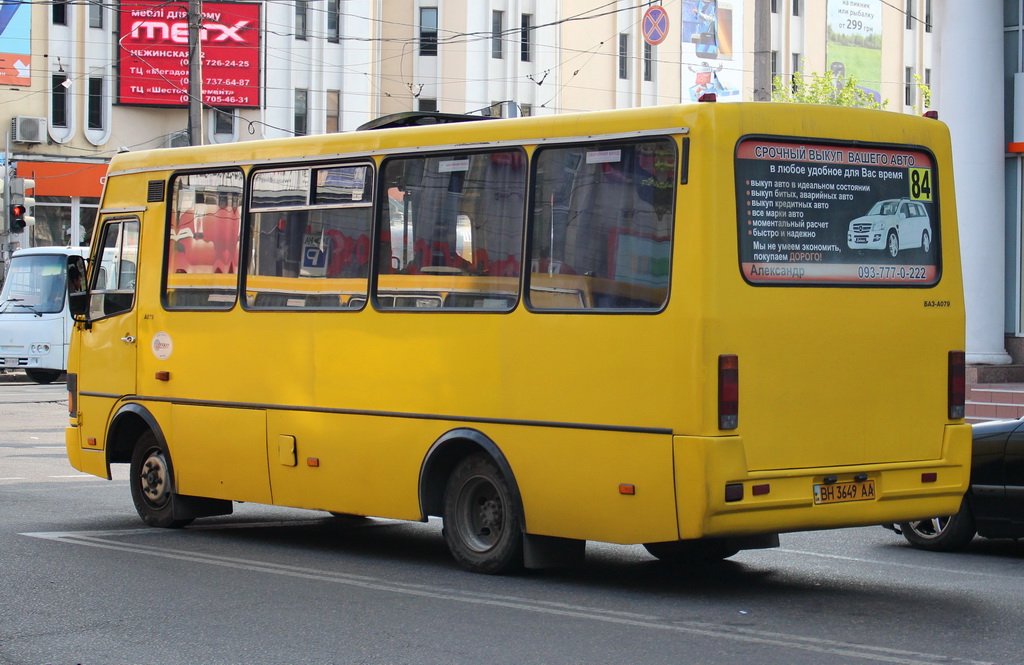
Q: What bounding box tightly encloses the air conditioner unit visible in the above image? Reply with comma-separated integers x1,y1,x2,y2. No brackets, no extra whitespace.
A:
11,116,46,144
166,129,190,149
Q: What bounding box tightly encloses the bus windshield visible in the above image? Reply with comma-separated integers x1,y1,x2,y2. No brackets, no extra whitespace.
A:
0,254,69,315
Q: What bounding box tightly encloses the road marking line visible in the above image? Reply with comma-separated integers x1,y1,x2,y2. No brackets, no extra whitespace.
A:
19,527,997,665
0,477,27,480
772,547,1023,581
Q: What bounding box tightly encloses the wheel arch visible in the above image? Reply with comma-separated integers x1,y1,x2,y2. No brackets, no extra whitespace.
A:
418,427,526,532
107,402,167,468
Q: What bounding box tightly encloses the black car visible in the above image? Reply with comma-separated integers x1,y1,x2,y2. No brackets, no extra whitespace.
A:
890,417,1024,551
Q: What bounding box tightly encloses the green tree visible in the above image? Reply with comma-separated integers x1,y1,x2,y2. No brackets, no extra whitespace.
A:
772,69,888,110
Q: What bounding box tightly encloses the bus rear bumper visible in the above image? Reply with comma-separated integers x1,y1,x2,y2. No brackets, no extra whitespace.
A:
673,424,972,540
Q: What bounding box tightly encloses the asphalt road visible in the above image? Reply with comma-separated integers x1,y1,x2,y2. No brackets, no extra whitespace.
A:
1,381,1022,665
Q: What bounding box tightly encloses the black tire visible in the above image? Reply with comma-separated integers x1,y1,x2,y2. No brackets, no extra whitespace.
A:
442,453,524,574
898,497,976,552
129,431,194,528
643,539,740,564
886,230,899,258
25,369,62,384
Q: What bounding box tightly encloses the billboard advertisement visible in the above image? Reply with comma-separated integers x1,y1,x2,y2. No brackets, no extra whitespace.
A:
735,137,940,287
826,0,883,101
0,0,31,87
680,0,745,102
118,0,261,108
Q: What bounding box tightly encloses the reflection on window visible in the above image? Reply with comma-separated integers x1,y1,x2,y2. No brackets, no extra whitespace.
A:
529,139,676,311
91,219,139,319
165,171,244,309
376,150,526,311
247,164,374,309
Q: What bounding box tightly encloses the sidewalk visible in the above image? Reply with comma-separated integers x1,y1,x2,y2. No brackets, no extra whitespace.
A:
966,383,1024,423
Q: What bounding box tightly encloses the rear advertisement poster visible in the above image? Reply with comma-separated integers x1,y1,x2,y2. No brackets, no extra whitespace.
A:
735,137,939,286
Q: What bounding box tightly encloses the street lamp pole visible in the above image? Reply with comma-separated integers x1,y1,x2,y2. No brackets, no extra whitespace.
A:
188,0,204,145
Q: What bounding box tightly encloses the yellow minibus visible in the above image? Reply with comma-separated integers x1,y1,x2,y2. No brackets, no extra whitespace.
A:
65,102,969,573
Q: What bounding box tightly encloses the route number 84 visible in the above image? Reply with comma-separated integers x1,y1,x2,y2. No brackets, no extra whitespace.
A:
909,167,933,201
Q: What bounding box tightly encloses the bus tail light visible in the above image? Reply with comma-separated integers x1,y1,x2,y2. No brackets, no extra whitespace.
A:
948,351,965,420
719,354,738,430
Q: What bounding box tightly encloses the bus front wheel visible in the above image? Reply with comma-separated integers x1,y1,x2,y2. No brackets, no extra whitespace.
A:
129,431,194,528
442,453,524,574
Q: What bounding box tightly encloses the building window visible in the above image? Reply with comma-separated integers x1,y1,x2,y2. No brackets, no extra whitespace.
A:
294,89,308,136
792,0,800,16
214,108,234,135
327,0,340,43
295,1,308,40
88,77,104,130
326,90,340,133
925,68,931,87
643,42,653,82
418,98,438,112
925,0,931,32
52,74,69,128
770,50,778,82
905,0,913,29
791,52,800,92
492,11,504,59
520,104,532,117
905,67,913,106
618,33,629,79
770,0,777,13
420,7,438,56
89,0,103,28
521,14,532,62
53,1,67,25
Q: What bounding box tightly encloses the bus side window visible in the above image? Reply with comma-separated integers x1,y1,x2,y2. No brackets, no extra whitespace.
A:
528,139,676,312
245,164,374,310
165,170,244,310
374,150,526,311
90,219,140,320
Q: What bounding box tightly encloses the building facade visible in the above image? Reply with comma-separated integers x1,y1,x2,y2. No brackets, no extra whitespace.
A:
16,1,1007,361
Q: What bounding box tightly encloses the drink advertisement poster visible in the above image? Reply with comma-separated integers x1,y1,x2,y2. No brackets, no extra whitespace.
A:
735,137,940,287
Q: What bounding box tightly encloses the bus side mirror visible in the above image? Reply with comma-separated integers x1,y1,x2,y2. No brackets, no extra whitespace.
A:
67,255,89,320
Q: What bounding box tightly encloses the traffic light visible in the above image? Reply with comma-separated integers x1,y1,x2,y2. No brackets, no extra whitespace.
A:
9,203,26,232
8,177,35,233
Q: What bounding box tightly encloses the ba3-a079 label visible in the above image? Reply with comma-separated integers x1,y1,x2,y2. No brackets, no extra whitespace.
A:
735,138,939,287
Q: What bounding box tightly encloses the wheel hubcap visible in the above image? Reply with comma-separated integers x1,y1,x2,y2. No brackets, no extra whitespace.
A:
139,451,170,507
458,477,504,552
908,517,948,539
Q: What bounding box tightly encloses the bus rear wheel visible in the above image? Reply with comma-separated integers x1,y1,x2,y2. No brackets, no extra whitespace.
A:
644,539,740,564
25,369,62,384
442,453,523,574
130,431,194,528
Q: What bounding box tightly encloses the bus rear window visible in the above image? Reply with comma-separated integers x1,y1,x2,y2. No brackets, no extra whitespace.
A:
735,137,939,287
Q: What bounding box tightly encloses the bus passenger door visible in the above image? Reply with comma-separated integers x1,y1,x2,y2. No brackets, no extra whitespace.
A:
76,217,139,464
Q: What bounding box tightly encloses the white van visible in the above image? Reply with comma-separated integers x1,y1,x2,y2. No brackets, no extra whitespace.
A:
0,246,89,384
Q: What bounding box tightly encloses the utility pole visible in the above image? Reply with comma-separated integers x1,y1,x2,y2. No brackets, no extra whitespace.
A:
753,0,771,101
188,0,204,145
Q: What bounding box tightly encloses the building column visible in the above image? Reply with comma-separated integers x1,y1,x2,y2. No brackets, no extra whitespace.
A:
934,0,1012,365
